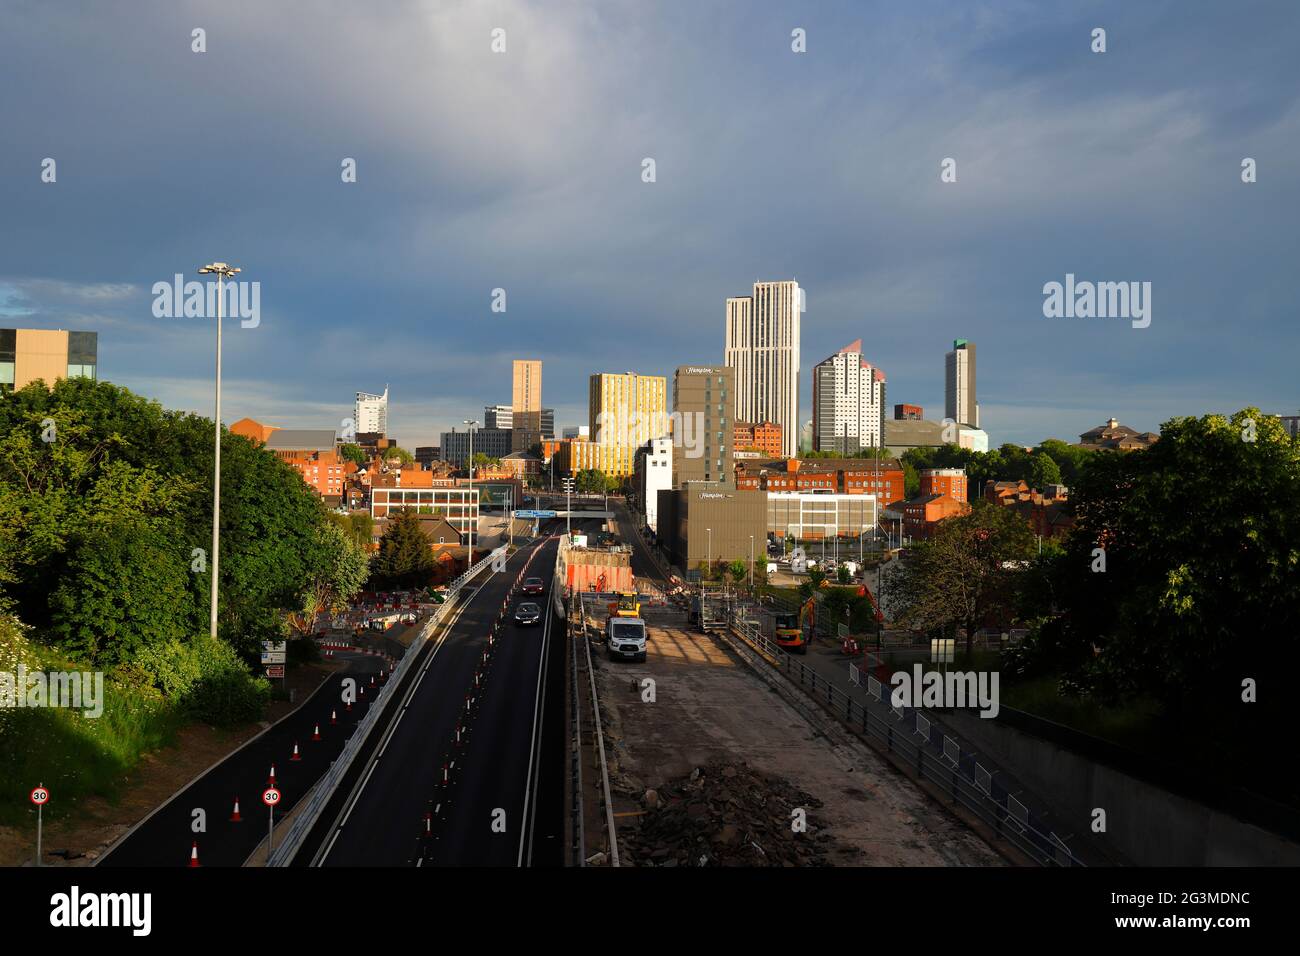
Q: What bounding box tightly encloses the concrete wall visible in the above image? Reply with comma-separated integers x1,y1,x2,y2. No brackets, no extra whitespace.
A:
945,708,1300,866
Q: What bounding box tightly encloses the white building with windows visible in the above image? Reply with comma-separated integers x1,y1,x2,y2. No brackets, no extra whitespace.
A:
812,339,886,455
725,279,802,458
766,492,878,541
633,437,673,532
355,386,389,435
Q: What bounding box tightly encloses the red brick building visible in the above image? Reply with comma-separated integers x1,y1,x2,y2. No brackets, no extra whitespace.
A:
734,421,784,458
734,457,905,504
903,494,970,540
919,468,968,502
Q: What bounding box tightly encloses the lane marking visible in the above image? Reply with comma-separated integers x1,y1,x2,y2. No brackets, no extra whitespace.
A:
520,539,560,866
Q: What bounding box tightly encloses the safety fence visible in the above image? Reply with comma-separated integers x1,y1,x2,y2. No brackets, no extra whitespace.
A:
268,548,503,866
726,615,1084,867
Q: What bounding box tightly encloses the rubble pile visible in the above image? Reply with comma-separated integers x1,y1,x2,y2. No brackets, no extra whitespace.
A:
620,763,835,866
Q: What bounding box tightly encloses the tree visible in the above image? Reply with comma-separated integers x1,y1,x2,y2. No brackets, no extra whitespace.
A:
883,501,1036,656
727,559,747,585
383,446,416,467
837,564,852,585
338,443,367,466
1046,409,1300,709
373,511,434,589
292,521,370,636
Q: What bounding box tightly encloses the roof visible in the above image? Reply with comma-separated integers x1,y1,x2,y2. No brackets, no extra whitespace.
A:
266,428,337,452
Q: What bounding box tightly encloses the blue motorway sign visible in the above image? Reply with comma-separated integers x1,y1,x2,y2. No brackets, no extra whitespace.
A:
513,509,557,519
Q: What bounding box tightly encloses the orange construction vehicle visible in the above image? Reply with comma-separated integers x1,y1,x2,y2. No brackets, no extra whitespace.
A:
608,591,641,618
772,596,815,654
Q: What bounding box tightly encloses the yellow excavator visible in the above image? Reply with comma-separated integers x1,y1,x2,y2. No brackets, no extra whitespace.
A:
772,596,816,654
608,591,641,618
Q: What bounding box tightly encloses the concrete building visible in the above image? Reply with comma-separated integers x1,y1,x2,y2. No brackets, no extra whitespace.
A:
633,437,673,532
885,418,985,456
903,494,970,540
588,371,668,477
355,387,389,436
0,328,98,391
656,485,768,571
512,359,543,451
812,339,887,455
370,486,479,546
735,457,905,506
414,446,439,468
767,492,879,542
562,425,589,440
725,280,802,458
484,404,513,430
944,339,978,428
672,365,733,488
440,426,513,468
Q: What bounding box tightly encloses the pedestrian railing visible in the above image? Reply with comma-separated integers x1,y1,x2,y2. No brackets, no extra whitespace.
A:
724,614,1085,867
268,551,499,866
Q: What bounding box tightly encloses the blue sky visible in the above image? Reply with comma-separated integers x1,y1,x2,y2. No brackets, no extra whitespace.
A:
2,0,1297,449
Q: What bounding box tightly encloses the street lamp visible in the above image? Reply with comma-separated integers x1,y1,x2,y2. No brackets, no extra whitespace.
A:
706,527,712,576
562,476,574,538
749,535,754,588
198,261,240,640
464,419,478,566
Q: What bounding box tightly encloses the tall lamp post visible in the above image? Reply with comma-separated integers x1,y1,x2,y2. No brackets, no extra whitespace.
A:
749,535,754,589
464,419,478,566
562,476,574,538
198,261,240,640
706,528,712,577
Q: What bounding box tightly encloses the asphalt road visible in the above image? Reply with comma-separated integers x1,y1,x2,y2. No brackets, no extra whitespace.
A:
97,648,388,867
310,528,579,866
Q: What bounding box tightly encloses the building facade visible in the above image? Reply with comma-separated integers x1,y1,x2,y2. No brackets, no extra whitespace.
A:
370,486,479,545
484,404,513,430
672,365,734,487
894,404,924,420
1,328,98,391
633,437,673,532
354,387,389,436
919,467,968,502
588,371,668,477
733,420,784,458
724,280,801,458
812,339,886,455
440,426,513,468
944,339,978,427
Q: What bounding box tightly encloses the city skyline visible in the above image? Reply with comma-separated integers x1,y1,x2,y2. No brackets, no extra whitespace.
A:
2,2,1297,450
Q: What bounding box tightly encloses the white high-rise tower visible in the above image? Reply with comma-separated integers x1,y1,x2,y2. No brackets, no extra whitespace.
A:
812,340,886,455
724,279,802,458
355,386,389,435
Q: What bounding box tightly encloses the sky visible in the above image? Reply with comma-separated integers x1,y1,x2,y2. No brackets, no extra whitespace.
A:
2,0,1297,450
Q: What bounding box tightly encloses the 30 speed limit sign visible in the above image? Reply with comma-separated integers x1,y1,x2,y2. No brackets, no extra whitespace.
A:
30,786,49,806
262,787,281,807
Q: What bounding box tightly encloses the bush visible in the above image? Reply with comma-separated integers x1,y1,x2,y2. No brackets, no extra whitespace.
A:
131,635,271,728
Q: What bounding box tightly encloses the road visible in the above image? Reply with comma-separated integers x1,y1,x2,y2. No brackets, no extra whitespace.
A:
97,649,388,867
302,521,591,867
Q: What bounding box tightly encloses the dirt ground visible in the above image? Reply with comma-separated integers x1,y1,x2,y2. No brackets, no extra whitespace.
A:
594,605,1002,866
0,661,339,867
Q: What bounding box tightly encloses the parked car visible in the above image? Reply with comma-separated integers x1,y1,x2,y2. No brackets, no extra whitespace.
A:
514,602,542,626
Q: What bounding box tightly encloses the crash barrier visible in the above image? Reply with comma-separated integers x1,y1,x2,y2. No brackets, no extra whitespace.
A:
268,551,499,866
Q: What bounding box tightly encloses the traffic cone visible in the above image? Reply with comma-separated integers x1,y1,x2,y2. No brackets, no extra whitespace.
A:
267,764,277,787
312,724,321,741
330,709,338,725
189,841,201,867
291,743,302,761
230,798,242,823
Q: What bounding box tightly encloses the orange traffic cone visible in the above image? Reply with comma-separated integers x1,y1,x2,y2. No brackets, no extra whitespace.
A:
267,764,277,787
330,709,338,725
312,724,321,741
290,743,302,762
230,797,242,823
189,841,201,867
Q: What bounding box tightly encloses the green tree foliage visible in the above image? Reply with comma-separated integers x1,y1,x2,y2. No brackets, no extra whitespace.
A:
883,501,1036,654
338,443,367,466
382,445,416,467
373,510,434,589
575,468,613,495
0,378,346,660
1043,409,1300,709
727,559,748,584
294,521,371,635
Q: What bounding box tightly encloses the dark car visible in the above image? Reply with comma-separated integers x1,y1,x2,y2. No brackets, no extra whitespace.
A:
521,577,545,595
514,602,542,626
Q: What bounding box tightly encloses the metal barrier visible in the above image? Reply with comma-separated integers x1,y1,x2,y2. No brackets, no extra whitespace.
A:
724,614,1085,867
268,550,500,866
576,591,620,866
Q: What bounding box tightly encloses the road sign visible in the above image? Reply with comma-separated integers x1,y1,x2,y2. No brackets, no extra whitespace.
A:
261,640,287,664
262,787,281,807
30,786,49,805
514,509,557,519
265,665,285,678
